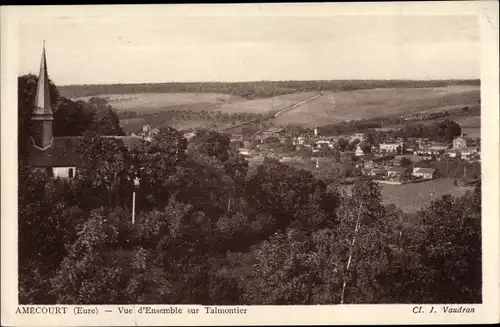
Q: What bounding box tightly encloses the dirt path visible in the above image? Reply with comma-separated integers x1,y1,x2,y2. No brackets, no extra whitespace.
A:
273,93,322,118
219,93,322,132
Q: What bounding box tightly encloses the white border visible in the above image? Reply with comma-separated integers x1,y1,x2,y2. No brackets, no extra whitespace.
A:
2,2,499,326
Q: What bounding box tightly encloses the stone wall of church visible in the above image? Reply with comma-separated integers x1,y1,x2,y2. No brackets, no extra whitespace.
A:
53,167,76,179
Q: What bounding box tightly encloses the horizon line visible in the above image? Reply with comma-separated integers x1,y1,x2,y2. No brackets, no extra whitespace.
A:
53,78,481,87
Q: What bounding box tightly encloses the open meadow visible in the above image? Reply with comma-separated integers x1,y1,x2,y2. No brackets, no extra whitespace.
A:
74,92,248,113
76,91,318,115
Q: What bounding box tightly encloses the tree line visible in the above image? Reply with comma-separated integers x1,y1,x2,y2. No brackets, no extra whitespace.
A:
317,119,463,144
120,109,268,133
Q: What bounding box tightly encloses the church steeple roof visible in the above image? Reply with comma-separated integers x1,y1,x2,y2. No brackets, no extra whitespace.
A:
33,41,52,117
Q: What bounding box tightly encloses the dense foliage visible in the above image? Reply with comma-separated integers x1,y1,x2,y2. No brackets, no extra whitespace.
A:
19,130,481,305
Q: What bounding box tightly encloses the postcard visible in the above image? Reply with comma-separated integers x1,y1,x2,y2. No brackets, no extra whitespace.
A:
1,2,499,326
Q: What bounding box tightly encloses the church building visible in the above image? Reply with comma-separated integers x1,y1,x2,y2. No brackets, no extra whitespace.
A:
27,45,143,178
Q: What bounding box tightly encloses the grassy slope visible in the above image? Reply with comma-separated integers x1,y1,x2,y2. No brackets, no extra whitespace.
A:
271,85,480,127
74,92,248,113
210,91,317,114
75,91,317,115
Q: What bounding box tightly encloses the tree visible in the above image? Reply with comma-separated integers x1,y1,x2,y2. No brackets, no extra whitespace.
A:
347,139,361,151
263,136,281,145
242,228,342,304
86,97,125,136
50,208,157,304
53,98,95,137
129,127,188,210
438,119,462,142
187,129,248,186
400,157,413,169
336,179,389,304
246,158,333,231
74,132,130,210
361,144,372,154
336,138,349,152
395,144,406,154
339,156,353,180
18,167,76,304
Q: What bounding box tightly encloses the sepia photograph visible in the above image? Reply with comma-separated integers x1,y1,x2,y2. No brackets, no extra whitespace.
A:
2,2,499,326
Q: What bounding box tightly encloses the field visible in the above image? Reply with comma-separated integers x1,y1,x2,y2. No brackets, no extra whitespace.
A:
74,92,248,113
75,91,318,115
271,85,480,127
338,178,474,213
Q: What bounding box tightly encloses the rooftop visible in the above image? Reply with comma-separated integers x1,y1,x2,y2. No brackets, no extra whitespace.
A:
266,127,285,133
413,167,436,174
387,167,407,174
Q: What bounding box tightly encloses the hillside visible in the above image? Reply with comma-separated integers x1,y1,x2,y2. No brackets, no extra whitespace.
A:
69,84,480,134
271,85,480,127
74,92,248,113
59,79,479,99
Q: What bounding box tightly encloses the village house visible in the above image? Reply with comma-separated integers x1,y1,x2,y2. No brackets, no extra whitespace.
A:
379,142,403,153
453,135,474,150
414,145,449,156
183,131,197,140
355,145,365,157
362,167,386,177
238,148,252,157
350,133,365,142
230,133,244,142
374,127,401,133
263,127,286,138
415,138,429,145
316,139,335,149
294,136,305,145
460,147,480,161
389,158,402,167
412,167,436,180
386,167,408,180
363,160,374,169
229,139,245,151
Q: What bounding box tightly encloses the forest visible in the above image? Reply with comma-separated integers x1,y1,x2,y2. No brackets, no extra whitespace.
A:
18,76,482,305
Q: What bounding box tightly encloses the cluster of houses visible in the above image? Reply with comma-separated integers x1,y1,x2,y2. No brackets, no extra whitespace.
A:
223,127,481,184
227,126,479,157
361,156,436,183
177,125,480,185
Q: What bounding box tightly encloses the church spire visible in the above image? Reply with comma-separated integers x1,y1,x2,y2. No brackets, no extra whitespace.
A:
32,42,54,150
33,41,52,117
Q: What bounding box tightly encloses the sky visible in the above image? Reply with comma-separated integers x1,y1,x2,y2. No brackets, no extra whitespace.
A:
16,5,480,85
